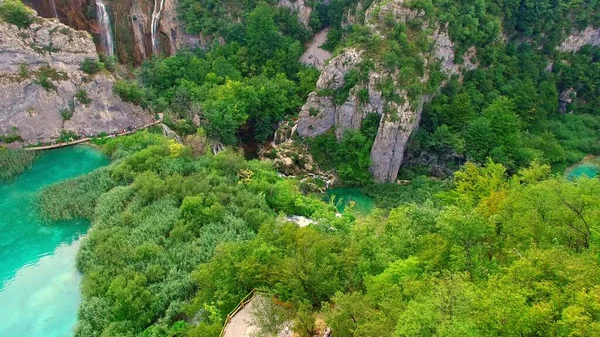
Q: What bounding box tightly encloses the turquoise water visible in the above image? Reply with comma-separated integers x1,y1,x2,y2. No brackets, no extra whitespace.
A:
326,188,375,216
0,146,108,337
567,163,598,179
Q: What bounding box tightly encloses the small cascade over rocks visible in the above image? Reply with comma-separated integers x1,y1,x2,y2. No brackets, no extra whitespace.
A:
212,142,225,155
96,0,115,56
159,123,182,143
151,0,166,54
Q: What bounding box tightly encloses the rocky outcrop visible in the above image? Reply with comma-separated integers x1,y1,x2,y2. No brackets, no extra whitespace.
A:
432,26,478,77
559,26,600,52
297,49,362,137
559,87,576,114
293,0,464,182
0,18,152,145
278,0,312,27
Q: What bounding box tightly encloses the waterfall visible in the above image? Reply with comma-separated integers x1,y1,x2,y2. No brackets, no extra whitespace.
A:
150,0,166,55
50,0,59,18
96,0,115,56
159,123,182,144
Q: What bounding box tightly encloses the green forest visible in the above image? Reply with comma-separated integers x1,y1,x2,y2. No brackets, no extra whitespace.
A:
108,0,600,184
5,0,600,335
37,131,600,337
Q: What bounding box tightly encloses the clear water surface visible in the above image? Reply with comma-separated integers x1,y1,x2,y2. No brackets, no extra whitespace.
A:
0,145,108,337
326,188,375,216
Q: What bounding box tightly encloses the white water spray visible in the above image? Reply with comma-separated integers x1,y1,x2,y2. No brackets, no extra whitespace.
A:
49,0,59,18
96,0,115,56
151,0,166,55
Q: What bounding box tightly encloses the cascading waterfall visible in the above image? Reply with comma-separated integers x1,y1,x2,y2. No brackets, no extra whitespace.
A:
151,0,166,55
96,0,115,56
159,123,182,144
49,0,59,18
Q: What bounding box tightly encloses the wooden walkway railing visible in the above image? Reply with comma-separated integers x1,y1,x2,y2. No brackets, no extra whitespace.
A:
219,289,265,337
24,118,162,151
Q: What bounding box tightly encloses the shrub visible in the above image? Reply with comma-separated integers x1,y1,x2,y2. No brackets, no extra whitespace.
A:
39,167,117,220
0,127,23,143
60,107,73,120
0,0,34,29
76,89,92,105
34,66,67,91
80,58,103,74
113,80,148,108
59,130,79,142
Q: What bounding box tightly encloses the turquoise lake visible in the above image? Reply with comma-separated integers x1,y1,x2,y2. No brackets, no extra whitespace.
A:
0,146,108,337
326,188,375,216
566,157,599,179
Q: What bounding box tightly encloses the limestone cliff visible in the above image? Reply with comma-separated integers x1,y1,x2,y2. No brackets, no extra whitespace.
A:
0,17,152,145
293,0,476,182
558,26,600,52
25,0,199,64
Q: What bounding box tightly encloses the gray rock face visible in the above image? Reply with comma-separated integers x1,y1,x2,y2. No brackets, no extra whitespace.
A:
315,49,362,90
432,26,478,78
297,49,363,137
364,0,420,36
0,18,152,145
278,0,313,27
559,26,600,52
559,87,576,114
297,92,336,137
370,97,425,182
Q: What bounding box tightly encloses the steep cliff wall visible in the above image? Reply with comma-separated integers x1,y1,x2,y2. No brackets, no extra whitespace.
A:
24,0,198,64
294,0,476,182
0,17,152,145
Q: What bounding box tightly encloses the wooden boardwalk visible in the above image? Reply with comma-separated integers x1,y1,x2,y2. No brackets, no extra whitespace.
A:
24,119,162,151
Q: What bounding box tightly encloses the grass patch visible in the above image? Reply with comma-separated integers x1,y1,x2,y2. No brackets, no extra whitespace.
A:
0,148,36,181
39,167,116,220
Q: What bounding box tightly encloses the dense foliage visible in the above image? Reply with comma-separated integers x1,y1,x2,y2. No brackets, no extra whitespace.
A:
39,132,334,336
115,2,317,146
191,161,600,337
0,148,36,181
0,0,33,29
41,132,600,336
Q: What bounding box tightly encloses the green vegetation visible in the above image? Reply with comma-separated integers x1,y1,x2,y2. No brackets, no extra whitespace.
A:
0,127,23,144
0,148,36,181
75,89,92,105
80,55,117,74
306,113,380,185
79,58,103,75
125,2,318,144
26,0,600,334
40,133,600,336
34,66,67,92
58,130,79,143
39,132,332,336
0,0,34,29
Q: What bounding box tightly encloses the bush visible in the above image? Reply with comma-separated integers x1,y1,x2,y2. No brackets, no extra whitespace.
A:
76,89,92,105
80,58,103,74
39,167,117,220
113,80,148,108
0,0,34,29
60,107,73,120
